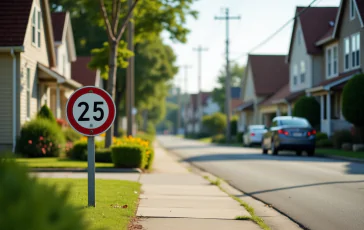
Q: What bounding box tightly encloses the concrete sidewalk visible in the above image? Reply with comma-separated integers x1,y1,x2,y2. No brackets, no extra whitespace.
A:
136,142,261,230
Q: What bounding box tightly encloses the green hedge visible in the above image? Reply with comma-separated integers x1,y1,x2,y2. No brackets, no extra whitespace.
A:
332,130,353,149
316,132,328,142
111,144,147,168
145,147,155,170
316,139,333,148
64,128,82,142
211,134,226,143
17,118,65,157
0,157,87,230
68,141,112,163
95,148,112,163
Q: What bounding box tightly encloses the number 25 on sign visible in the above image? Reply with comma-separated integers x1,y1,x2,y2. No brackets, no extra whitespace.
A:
66,86,116,207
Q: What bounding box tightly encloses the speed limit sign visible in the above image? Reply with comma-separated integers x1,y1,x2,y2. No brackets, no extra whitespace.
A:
66,86,116,207
66,86,116,136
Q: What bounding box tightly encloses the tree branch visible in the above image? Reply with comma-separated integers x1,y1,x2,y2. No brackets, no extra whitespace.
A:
116,0,139,41
99,0,116,41
112,0,121,34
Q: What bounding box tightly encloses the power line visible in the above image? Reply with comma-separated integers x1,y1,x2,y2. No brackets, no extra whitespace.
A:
231,0,321,62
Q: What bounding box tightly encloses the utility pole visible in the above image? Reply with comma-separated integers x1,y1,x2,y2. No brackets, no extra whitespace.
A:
176,80,181,135
193,46,208,133
215,8,240,143
181,65,192,137
126,0,135,136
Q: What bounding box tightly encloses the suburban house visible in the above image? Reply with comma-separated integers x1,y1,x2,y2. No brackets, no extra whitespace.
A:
306,0,364,136
71,56,103,88
235,54,289,132
185,92,219,134
230,86,243,115
0,0,81,151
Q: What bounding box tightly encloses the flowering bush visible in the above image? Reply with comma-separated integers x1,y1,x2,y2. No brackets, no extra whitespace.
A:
16,118,65,157
56,118,68,128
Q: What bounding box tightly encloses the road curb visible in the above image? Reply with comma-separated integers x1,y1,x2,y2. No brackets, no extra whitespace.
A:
30,167,142,173
316,154,364,163
158,141,305,230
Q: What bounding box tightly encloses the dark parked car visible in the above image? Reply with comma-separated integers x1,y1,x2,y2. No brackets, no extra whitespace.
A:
262,116,316,156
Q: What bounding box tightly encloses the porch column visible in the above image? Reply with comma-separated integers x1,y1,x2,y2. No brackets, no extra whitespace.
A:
287,103,292,116
320,95,324,132
326,92,331,136
276,106,281,116
56,85,61,119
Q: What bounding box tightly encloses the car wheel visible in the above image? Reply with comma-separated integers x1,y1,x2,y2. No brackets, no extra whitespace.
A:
296,150,302,156
271,142,278,155
307,149,315,156
262,142,268,154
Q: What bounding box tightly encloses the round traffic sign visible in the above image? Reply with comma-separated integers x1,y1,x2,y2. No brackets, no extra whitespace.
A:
66,86,116,136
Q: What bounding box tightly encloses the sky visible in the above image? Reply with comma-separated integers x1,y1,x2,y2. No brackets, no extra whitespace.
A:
162,0,340,94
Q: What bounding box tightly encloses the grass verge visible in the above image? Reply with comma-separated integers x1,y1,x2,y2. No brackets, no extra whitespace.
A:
316,148,364,160
39,178,140,230
16,157,114,168
203,175,270,230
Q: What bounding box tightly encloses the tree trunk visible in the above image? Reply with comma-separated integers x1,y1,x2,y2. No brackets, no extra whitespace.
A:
105,41,118,148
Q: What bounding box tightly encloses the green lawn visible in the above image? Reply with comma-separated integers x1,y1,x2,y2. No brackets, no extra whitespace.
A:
39,179,140,230
16,157,114,168
199,137,212,143
316,148,364,160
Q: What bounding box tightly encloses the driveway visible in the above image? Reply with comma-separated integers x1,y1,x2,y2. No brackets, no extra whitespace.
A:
158,135,364,230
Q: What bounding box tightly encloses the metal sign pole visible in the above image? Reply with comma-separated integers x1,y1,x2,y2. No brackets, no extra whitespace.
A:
87,136,96,207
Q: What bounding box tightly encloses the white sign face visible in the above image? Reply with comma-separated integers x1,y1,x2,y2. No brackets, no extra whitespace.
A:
72,93,109,129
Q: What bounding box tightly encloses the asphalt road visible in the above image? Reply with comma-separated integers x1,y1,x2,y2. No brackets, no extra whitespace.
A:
158,135,364,230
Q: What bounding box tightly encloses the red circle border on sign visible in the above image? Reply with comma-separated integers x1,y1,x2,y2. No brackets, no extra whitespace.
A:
66,86,116,136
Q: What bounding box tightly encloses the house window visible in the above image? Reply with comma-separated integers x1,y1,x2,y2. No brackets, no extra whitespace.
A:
300,61,305,83
344,37,350,70
326,45,338,78
351,33,360,68
31,7,41,47
350,0,355,20
26,68,31,118
293,64,298,85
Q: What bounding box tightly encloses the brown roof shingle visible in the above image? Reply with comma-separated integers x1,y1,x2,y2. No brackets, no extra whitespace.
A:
51,12,66,42
0,0,33,46
260,84,290,106
356,0,364,21
71,56,97,86
249,54,289,96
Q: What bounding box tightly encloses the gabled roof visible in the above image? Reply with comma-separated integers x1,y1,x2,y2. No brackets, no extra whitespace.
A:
260,84,290,106
71,56,98,86
0,0,33,46
287,7,338,61
332,0,364,38
248,54,289,97
189,92,211,111
51,12,66,42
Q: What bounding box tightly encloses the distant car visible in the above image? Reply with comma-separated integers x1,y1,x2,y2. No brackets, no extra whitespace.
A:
243,125,267,146
261,116,316,156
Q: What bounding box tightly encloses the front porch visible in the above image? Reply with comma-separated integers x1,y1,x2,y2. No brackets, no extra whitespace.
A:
38,63,81,120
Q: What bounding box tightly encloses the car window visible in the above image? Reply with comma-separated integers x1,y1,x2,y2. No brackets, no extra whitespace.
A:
250,125,265,131
280,119,309,127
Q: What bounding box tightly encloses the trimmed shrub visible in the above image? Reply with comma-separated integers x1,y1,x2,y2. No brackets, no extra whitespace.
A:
64,128,82,142
237,132,244,144
68,140,87,161
116,128,126,137
342,74,364,143
145,147,155,170
332,130,353,149
136,132,155,143
211,134,226,143
230,116,238,136
202,112,227,134
37,105,56,123
95,148,112,163
316,132,328,142
316,139,333,148
0,158,88,230
111,144,147,168
293,96,320,128
17,118,65,157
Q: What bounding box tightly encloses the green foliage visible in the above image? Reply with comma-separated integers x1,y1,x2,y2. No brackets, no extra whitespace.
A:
202,112,227,134
316,139,333,148
37,105,56,123
316,132,328,142
0,158,88,230
211,63,245,112
64,128,82,142
68,140,87,161
211,134,226,143
111,145,147,168
17,119,65,157
95,148,112,163
116,129,126,137
237,132,244,144
136,132,155,143
293,96,320,128
332,130,353,149
342,74,364,142
145,148,155,170
230,116,238,136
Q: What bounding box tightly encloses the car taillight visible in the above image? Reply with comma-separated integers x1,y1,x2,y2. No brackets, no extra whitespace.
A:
250,133,255,136
278,129,289,135
307,129,316,136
